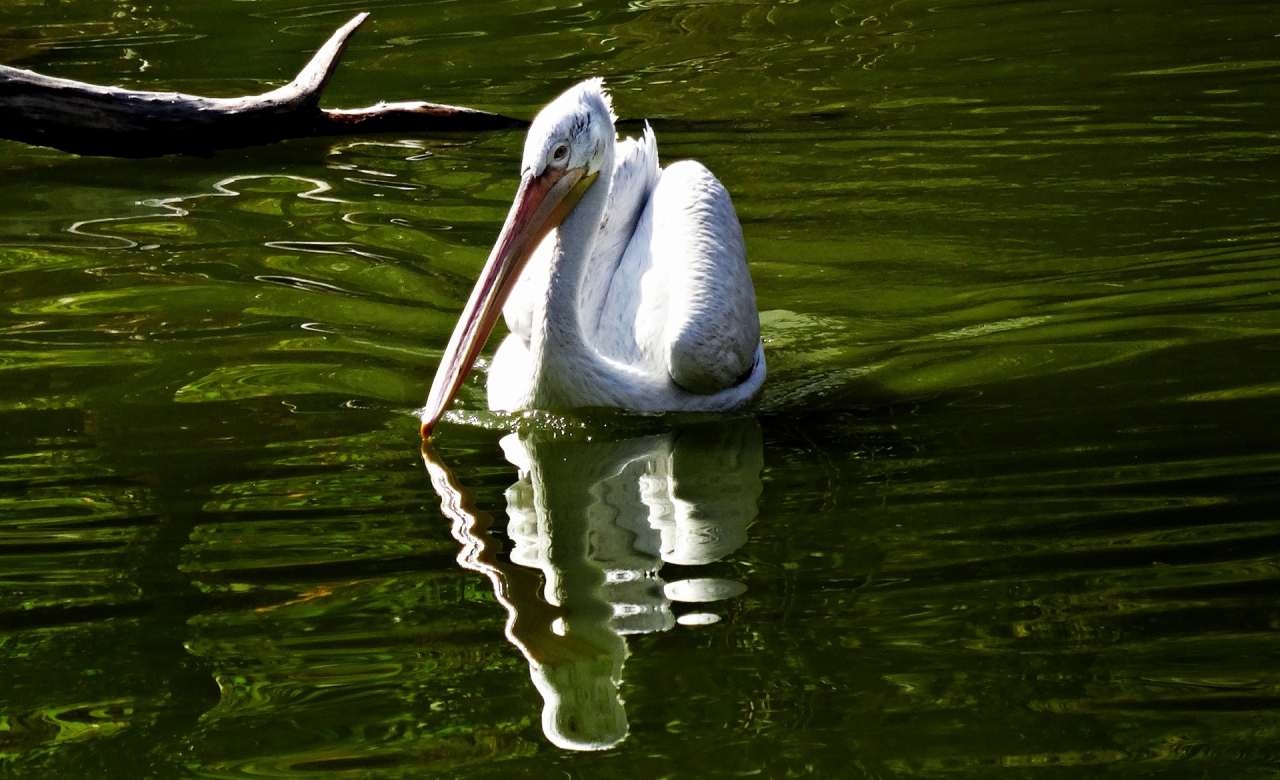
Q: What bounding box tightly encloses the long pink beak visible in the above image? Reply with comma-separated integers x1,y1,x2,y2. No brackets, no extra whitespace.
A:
420,165,588,438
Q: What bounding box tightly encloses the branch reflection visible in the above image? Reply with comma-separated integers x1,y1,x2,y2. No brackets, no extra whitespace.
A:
423,418,763,752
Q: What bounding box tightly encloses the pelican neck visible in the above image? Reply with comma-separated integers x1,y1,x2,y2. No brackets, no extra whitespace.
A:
530,149,615,398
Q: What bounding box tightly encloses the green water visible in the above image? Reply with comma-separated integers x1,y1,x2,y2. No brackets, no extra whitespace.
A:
4,0,1280,776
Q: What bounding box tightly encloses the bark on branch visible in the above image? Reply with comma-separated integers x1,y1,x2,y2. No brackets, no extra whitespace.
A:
0,13,525,157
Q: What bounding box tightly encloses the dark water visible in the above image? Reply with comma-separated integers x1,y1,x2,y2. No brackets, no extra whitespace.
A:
3,0,1280,777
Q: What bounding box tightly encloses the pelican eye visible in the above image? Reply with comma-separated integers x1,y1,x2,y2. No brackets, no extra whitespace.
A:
552,145,568,161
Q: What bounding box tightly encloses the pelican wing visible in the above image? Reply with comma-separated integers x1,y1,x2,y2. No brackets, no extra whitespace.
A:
646,160,759,395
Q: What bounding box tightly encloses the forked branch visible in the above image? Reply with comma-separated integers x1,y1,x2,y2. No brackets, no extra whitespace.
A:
0,13,525,157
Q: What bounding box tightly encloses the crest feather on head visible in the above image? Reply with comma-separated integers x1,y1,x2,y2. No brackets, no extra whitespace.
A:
578,77,617,124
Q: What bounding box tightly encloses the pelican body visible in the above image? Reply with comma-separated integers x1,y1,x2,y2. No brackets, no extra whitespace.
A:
421,79,765,436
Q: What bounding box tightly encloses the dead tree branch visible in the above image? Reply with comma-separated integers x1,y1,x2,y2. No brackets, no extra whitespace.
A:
0,13,525,157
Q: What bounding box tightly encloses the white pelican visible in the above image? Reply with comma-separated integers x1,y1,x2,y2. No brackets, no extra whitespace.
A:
420,78,765,437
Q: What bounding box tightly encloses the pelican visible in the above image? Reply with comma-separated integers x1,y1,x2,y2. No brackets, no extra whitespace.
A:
420,78,765,437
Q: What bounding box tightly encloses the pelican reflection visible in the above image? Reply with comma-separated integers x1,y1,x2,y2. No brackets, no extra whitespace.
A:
423,418,763,751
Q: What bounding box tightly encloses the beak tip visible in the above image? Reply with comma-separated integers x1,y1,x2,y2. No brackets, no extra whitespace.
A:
420,420,434,439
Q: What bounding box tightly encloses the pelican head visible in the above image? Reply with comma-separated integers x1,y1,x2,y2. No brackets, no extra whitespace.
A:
420,79,616,437
522,77,616,179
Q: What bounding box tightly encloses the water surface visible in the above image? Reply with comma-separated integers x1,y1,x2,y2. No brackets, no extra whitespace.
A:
2,0,1280,777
